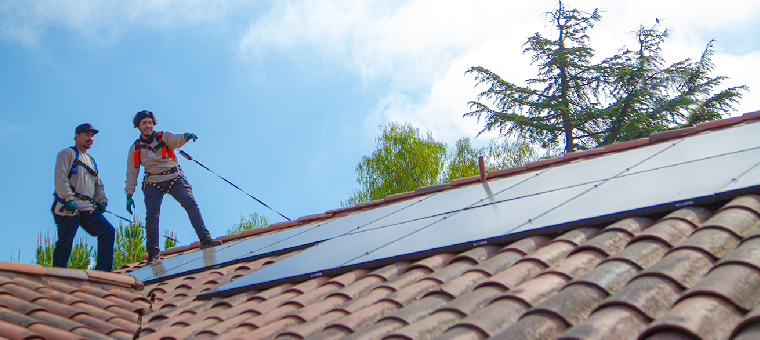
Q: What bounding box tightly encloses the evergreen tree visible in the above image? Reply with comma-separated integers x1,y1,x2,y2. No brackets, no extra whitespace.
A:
466,1,601,153
465,2,746,152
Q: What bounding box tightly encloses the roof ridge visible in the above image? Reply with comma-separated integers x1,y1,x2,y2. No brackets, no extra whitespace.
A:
0,262,143,289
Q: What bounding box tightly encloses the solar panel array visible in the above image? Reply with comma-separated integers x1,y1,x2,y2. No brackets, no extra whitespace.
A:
128,121,760,299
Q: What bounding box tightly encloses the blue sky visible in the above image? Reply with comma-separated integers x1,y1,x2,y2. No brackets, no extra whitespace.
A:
2,0,759,264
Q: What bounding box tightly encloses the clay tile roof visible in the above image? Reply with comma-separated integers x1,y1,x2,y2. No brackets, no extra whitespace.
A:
2,114,760,339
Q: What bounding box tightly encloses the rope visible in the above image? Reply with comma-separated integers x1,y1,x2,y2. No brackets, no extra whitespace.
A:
178,150,291,221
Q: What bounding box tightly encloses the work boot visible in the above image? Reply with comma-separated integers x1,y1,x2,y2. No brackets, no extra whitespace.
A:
200,235,222,249
146,253,161,266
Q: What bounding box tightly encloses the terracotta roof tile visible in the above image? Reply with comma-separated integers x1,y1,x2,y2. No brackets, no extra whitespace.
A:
449,298,530,337
571,261,639,295
557,305,650,340
632,218,697,247
388,309,462,340
469,250,524,276
660,206,713,227
382,279,439,307
718,195,760,215
674,227,742,259
606,239,670,269
435,271,488,298
529,283,608,325
639,248,714,289
701,207,760,238
641,295,743,340
681,263,760,312
552,227,600,246
437,285,505,318
450,245,501,264
499,273,568,307
278,310,347,338
382,293,451,325
718,236,760,271
574,230,635,256
520,241,575,268
329,300,398,332
545,250,606,280
490,311,569,340
599,275,682,320
479,260,545,290
0,319,44,340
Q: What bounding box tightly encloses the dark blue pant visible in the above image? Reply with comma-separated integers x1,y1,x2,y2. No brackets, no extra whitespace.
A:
143,176,210,255
53,210,115,272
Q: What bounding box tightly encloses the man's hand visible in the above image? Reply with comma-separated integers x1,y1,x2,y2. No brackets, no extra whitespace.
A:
98,202,107,212
65,200,76,212
184,133,198,142
127,195,135,214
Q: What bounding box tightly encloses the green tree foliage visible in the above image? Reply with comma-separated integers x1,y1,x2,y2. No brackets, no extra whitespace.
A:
68,239,93,269
112,219,147,271
346,122,447,204
36,231,54,266
36,230,93,269
344,122,539,207
226,213,270,235
443,137,540,183
164,229,178,250
466,1,601,153
597,26,748,144
466,1,747,153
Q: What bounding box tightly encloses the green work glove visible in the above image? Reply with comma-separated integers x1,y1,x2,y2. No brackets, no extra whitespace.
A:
127,195,135,214
184,133,197,142
65,200,76,212
98,202,107,212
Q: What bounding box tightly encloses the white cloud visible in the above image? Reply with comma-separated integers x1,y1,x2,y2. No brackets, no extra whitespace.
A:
0,0,250,47
239,0,760,144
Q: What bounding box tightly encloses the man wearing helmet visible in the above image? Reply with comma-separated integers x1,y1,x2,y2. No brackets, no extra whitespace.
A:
125,110,221,265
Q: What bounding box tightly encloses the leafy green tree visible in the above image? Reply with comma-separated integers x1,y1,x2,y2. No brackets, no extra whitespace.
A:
36,230,93,269
466,1,601,153
344,122,540,207
466,1,746,152
443,137,540,183
226,213,270,235
112,219,147,270
344,122,447,205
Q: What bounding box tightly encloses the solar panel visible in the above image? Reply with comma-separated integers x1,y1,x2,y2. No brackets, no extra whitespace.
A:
129,193,433,283
199,122,760,298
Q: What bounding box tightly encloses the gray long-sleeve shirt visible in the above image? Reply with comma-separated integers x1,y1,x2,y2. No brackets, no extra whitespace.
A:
53,147,107,216
125,131,188,195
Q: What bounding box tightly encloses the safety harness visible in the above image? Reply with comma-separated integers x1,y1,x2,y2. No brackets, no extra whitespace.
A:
133,131,176,167
134,131,183,194
52,147,100,213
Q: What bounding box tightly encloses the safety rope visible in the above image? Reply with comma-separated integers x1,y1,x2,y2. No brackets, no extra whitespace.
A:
178,150,291,221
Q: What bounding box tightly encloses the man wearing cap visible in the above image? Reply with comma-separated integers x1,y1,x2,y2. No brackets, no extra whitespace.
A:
125,110,222,265
52,123,115,272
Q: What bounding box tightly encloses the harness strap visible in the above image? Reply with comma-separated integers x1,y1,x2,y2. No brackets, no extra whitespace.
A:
144,166,180,177
142,176,182,194
133,131,177,168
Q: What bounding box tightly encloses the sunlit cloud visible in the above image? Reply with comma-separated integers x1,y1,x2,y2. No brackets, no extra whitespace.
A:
238,0,760,144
